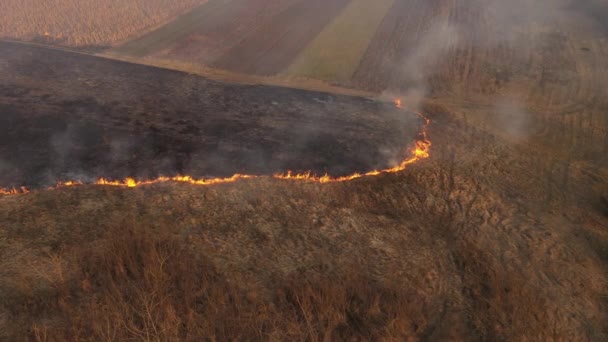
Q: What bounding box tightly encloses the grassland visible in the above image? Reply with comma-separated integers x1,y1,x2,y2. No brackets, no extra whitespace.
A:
0,0,207,48
1,101,606,339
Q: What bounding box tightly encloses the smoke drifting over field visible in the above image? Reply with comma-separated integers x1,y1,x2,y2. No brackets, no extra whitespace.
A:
382,19,461,110
492,97,533,141
381,0,608,141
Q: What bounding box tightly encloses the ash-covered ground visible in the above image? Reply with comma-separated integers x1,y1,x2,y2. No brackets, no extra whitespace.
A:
0,41,422,188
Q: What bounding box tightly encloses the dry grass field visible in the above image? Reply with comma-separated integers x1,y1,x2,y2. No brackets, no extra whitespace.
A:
0,0,207,48
1,0,608,340
1,100,606,339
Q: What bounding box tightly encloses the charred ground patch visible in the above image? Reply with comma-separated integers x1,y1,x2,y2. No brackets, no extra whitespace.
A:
0,41,422,189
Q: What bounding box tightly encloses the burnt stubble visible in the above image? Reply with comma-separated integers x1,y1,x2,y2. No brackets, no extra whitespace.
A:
0,41,421,188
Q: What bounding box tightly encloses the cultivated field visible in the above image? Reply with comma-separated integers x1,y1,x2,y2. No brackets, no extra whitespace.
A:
101,0,608,138
6,0,608,111
211,0,351,76
0,0,207,48
284,0,395,82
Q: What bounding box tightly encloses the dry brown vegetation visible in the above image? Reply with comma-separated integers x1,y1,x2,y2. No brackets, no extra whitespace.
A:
1,106,607,340
1,0,608,339
0,0,207,48
1,223,442,341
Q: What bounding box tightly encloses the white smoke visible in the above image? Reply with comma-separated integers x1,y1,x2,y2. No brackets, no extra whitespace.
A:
382,19,461,110
492,97,533,142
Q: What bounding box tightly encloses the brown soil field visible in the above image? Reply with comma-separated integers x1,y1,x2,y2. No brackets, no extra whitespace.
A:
212,0,351,76
0,0,207,49
350,0,608,110
103,0,608,111
7,0,608,109
166,0,300,65
351,0,444,92
282,0,395,83
114,0,300,60
115,0,354,76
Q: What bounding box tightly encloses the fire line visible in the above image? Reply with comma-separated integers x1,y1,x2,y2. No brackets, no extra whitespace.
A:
0,100,431,195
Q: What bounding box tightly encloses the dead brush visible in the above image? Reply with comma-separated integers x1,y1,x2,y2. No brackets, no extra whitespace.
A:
272,271,429,341
0,221,439,341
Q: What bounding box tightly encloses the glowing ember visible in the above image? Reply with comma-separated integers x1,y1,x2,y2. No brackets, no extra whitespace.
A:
0,100,431,195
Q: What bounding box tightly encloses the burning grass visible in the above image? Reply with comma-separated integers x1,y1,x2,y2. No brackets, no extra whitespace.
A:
1,139,606,339
1,41,427,192
0,82,430,195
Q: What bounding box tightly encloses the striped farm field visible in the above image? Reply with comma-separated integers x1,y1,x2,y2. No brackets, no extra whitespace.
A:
110,0,400,87
212,0,351,75
105,0,608,106
283,0,395,83
113,0,299,60
351,0,447,92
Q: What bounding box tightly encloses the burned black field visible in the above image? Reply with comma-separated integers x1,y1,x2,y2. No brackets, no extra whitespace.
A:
0,41,422,189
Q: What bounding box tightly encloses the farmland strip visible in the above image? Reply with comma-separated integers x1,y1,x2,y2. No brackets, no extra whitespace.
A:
352,0,450,92
113,0,237,57
166,0,300,64
211,0,352,76
284,0,395,83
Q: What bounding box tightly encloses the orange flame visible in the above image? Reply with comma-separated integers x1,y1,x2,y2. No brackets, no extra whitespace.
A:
0,100,431,195
0,186,30,195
